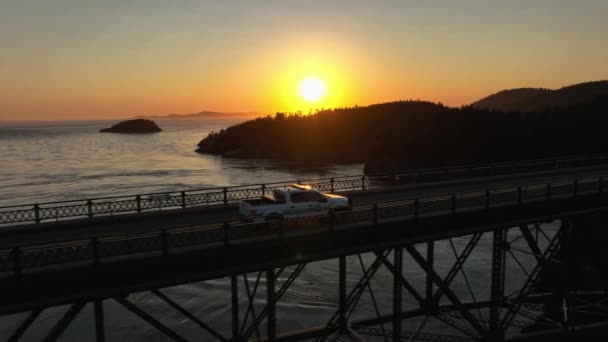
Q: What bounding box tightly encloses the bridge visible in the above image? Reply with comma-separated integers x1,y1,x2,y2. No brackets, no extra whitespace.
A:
2,155,608,341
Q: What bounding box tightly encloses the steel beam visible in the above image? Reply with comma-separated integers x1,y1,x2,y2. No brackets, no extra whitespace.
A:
490,230,507,340
241,272,263,341
94,300,105,342
267,269,276,342
231,275,239,341
430,234,483,308
43,302,86,342
375,252,426,307
406,245,487,338
317,251,389,342
393,248,403,342
152,289,227,341
114,296,188,342
500,225,564,331
426,241,434,306
242,265,307,340
519,225,543,264
339,256,347,334
8,309,42,342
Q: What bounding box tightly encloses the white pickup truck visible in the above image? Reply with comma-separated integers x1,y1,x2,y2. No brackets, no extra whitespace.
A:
239,184,351,221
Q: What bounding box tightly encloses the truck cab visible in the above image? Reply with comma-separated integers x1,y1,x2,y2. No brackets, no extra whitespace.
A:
239,184,351,221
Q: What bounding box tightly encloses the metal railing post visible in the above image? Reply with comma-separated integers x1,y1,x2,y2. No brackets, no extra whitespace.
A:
372,203,378,225
361,176,366,190
87,200,93,218
278,217,284,239
223,222,230,246
517,186,522,205
136,195,142,213
223,187,228,205
330,178,335,192
92,237,100,266
261,184,266,196
181,191,186,209
34,204,40,224
161,229,169,257
13,247,22,276
485,190,491,209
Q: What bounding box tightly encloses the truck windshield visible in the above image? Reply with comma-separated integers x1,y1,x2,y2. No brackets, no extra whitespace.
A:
273,190,286,203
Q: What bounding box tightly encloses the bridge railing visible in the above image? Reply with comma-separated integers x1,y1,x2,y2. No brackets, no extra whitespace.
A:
2,153,608,227
0,174,605,277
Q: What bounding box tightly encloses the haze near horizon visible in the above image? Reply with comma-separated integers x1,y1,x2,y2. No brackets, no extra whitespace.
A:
1,0,607,121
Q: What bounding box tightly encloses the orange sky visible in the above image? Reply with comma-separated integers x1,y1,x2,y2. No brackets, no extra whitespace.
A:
1,1,607,121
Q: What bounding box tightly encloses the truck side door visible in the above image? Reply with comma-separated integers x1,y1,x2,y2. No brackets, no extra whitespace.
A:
288,191,311,216
290,191,328,217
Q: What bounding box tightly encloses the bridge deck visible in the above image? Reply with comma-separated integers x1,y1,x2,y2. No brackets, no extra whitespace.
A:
1,186,606,316
1,166,608,249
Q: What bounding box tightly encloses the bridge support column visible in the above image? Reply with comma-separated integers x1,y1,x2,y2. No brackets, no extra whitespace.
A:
393,247,403,342
267,269,276,342
426,241,434,308
559,221,574,332
94,300,105,342
490,229,507,341
339,256,347,334
231,275,239,342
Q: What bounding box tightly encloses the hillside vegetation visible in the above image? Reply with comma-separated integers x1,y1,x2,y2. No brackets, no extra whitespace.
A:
197,82,608,172
471,80,608,112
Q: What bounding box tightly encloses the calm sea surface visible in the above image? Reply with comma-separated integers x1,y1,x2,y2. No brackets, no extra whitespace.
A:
0,118,551,341
0,118,362,206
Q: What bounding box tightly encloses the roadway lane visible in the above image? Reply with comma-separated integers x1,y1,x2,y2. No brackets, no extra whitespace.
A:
1,165,608,249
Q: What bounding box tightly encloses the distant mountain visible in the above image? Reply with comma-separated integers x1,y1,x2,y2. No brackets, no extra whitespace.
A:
133,111,261,119
471,80,608,112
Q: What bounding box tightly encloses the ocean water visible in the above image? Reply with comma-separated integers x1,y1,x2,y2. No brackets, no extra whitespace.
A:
0,119,553,341
0,118,362,206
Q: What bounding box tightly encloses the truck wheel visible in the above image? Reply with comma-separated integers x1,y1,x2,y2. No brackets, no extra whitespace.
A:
265,213,283,221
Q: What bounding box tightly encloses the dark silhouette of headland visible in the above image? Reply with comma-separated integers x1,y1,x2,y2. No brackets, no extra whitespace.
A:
196,80,608,173
100,119,162,134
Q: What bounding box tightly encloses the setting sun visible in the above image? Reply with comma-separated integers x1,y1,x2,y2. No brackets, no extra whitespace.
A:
299,77,327,102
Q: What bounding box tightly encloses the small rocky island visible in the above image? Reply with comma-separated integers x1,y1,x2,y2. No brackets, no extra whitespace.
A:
100,119,162,134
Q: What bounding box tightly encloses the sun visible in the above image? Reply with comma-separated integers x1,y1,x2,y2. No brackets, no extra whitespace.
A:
299,77,326,102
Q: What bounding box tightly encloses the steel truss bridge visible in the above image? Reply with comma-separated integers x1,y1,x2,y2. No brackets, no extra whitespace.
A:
2,170,608,341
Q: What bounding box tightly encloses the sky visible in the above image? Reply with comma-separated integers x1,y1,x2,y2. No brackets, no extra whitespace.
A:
1,0,607,121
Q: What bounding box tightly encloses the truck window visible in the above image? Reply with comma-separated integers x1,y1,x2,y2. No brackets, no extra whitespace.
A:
291,192,308,203
291,191,325,203
273,190,286,204
310,191,326,202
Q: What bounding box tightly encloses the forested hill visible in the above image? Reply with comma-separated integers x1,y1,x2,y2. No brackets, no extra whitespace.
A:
196,96,608,172
471,80,608,112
